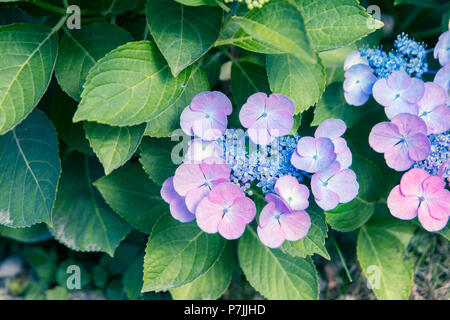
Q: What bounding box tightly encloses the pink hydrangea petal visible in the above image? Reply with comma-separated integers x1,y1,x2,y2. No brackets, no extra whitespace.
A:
407,133,431,161
190,91,232,115
387,70,411,92
266,93,295,115
279,210,311,241
314,187,340,211
336,146,353,169
420,105,450,135
196,197,223,234
344,88,370,106
267,110,293,137
296,136,317,157
373,78,396,107
434,65,450,105
328,169,359,203
384,100,418,120
161,177,179,204
399,168,429,196
239,92,267,128
229,196,256,224
391,113,427,136
173,163,204,196
180,107,201,136
208,182,243,206
264,193,291,214
423,188,450,220
422,176,446,197
315,119,347,139
170,197,195,223
199,160,231,184
417,202,449,232
257,218,285,248
290,151,316,172
368,122,401,153
274,176,309,211
247,118,274,145
387,185,419,220
217,212,247,240
316,137,337,169
417,82,447,112
192,114,227,141
384,142,414,171
185,185,210,213
401,78,425,104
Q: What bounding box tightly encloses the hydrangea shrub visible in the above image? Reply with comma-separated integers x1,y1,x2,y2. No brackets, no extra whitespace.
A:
0,0,448,301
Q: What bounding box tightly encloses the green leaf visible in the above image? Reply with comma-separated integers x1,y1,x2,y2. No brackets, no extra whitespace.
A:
142,214,226,292
175,0,218,5
146,0,223,76
145,64,210,137
232,0,315,63
94,163,167,234
357,219,415,300
281,207,330,260
0,110,60,227
325,155,383,232
85,122,145,175
0,23,59,134
437,225,450,241
394,0,448,8
139,137,178,185
266,53,325,114
231,58,270,107
0,224,51,243
290,0,383,51
238,227,319,300
312,82,367,128
99,0,142,14
123,253,146,300
73,41,192,127
55,22,133,101
50,153,132,256
170,242,233,300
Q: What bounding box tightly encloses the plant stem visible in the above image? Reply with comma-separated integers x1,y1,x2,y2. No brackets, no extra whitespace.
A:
214,0,231,13
330,233,353,283
32,0,67,14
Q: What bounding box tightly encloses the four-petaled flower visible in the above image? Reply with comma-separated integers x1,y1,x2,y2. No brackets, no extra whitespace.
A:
180,91,232,141
173,157,231,213
290,136,337,173
311,162,359,211
416,82,450,135
343,51,369,71
369,113,431,171
196,182,256,240
388,168,450,232
239,92,295,145
343,64,377,106
161,177,195,223
257,176,311,248
434,30,450,67
372,70,425,119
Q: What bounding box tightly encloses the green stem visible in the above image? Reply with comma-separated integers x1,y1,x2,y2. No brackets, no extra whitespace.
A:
63,0,69,8
32,0,67,14
214,0,231,12
330,233,353,283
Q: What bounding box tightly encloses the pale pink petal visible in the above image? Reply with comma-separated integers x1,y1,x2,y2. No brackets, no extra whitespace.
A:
266,93,295,115
190,91,232,115
257,219,285,248
279,210,311,241
239,92,267,128
196,197,223,234
185,185,210,213
373,78,396,107
368,122,401,153
387,70,411,92
274,176,309,211
229,196,256,224
399,168,429,196
314,188,340,211
199,160,231,184
290,152,316,172
267,110,293,137
422,176,446,197
385,142,414,171
344,88,370,106
407,133,430,161
384,100,418,120
247,117,274,145
418,203,449,232
336,146,353,169
192,114,227,141
420,105,450,135
315,119,347,139
423,188,450,220
417,82,447,112
180,107,201,136
327,169,359,203
161,177,178,204
402,78,425,104
297,136,318,157
265,193,291,214
217,213,246,240
387,185,419,220
391,113,427,136
208,182,244,206
173,163,204,196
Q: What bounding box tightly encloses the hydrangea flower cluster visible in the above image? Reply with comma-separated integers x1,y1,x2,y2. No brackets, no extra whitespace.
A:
344,31,450,232
223,0,270,10
161,91,359,248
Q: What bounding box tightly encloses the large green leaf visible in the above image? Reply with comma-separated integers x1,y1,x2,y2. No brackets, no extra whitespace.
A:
139,137,178,185
281,207,330,259
145,64,210,137
94,163,166,234
146,0,223,76
98,0,142,14
50,153,132,256
175,0,218,5
357,219,415,300
289,0,383,51
0,23,59,134
142,214,226,292
231,57,270,108
170,242,233,300
85,122,145,175
0,223,51,243
123,253,146,300
312,83,367,128
55,22,133,101
73,41,192,127
0,110,60,228
232,0,315,63
325,155,383,232
238,227,319,300
266,53,325,114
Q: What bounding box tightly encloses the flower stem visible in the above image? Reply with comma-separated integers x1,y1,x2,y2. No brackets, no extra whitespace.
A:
330,233,353,283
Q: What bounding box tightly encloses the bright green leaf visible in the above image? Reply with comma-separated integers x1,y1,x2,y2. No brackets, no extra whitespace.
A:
0,110,60,228
142,214,226,292
0,23,59,134
0,223,51,243
146,0,223,76
238,227,319,300
50,153,132,256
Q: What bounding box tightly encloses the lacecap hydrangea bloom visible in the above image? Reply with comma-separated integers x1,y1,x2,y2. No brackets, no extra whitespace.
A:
162,90,359,247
